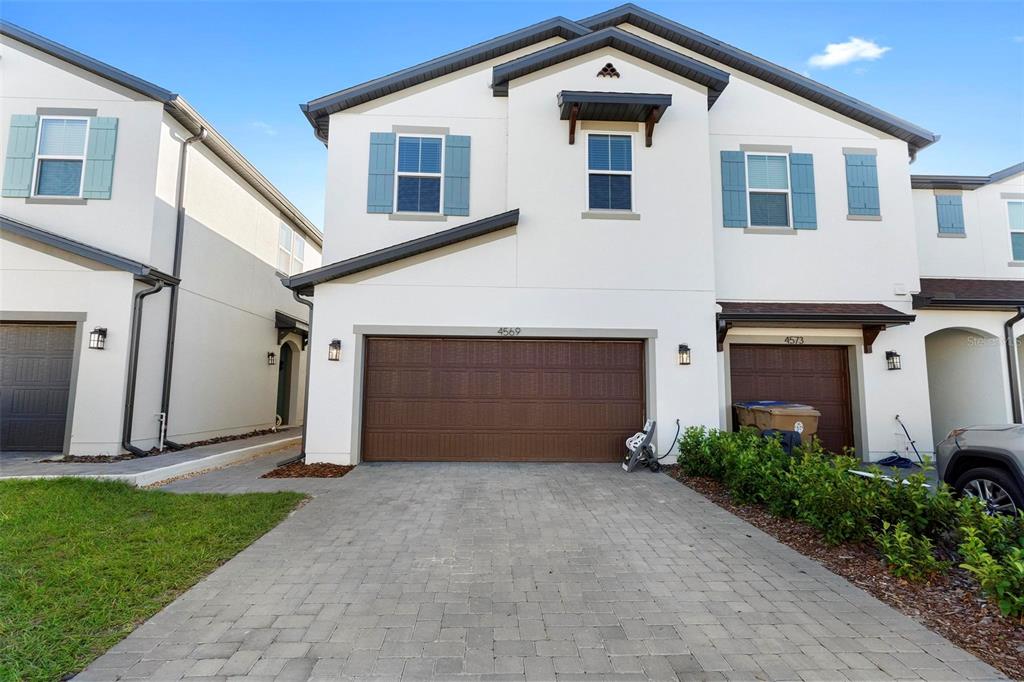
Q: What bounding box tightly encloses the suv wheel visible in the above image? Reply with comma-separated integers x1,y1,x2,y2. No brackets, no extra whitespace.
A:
954,467,1023,516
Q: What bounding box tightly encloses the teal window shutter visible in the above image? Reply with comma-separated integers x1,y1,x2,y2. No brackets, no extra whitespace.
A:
720,150,747,227
845,154,880,216
367,132,396,213
2,115,39,198
82,117,118,199
789,153,817,229
935,195,965,234
443,135,471,216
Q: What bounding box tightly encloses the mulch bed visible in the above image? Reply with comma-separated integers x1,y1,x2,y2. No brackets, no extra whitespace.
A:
47,428,289,463
261,461,354,479
664,466,1024,680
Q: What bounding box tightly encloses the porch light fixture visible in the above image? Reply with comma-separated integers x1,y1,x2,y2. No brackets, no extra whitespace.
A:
328,339,342,362
886,351,902,371
678,344,691,366
88,327,107,350
267,352,276,366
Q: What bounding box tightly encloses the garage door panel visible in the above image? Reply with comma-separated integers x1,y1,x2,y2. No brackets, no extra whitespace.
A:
362,337,645,461
1,323,74,451
730,344,854,455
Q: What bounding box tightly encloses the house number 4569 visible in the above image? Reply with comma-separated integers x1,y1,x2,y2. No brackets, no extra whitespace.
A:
496,327,522,336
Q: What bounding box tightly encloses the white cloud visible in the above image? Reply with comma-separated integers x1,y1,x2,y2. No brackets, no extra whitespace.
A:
808,37,891,69
249,121,277,136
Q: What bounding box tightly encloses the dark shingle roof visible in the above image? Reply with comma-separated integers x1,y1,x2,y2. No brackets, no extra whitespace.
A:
302,4,936,156
1,214,178,284
911,162,1024,190
491,28,729,108
914,278,1024,309
285,210,519,294
718,302,915,324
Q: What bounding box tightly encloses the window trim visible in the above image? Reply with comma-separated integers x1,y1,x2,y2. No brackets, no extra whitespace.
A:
277,225,305,276
585,131,635,213
393,134,445,215
31,115,90,199
1008,200,1024,262
745,152,791,228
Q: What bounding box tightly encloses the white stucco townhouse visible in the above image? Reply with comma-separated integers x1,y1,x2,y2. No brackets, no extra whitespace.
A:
282,4,1022,466
0,23,323,455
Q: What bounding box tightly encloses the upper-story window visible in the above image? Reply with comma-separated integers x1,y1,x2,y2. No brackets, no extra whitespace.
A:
1009,200,1024,261
587,134,632,211
278,224,305,275
746,154,790,227
34,117,89,197
395,135,443,213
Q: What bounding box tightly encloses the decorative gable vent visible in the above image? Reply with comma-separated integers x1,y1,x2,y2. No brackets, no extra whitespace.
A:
597,62,620,78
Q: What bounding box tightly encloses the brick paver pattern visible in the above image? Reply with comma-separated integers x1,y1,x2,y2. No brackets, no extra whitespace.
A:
78,458,1004,681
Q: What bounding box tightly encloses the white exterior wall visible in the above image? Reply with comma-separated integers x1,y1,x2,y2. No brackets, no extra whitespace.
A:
1,36,322,453
0,36,165,263
914,171,1024,279
307,46,721,465
0,233,135,455
124,115,321,447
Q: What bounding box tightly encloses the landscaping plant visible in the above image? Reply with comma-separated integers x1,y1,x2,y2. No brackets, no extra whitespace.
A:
675,427,1024,616
872,520,947,582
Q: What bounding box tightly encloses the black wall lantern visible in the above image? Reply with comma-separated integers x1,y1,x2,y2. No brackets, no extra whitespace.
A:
678,344,691,366
267,352,276,366
886,351,902,371
88,327,107,350
328,339,342,362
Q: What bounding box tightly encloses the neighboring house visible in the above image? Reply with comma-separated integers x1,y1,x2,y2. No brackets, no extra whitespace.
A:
910,163,1024,446
284,2,1021,466
0,23,323,455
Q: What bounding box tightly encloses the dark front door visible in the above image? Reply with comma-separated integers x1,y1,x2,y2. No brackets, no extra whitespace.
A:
276,343,292,425
0,323,75,451
361,337,646,462
729,344,855,454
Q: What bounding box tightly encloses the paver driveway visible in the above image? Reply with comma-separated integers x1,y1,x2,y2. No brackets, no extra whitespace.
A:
79,459,1002,681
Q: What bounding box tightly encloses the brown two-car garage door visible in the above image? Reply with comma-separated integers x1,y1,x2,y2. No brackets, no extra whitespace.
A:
361,337,645,462
730,344,855,454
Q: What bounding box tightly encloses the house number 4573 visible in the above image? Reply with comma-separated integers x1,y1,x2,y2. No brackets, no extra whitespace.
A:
785,336,805,345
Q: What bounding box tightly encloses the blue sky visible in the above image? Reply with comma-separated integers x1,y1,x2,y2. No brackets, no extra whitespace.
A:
5,1,1022,229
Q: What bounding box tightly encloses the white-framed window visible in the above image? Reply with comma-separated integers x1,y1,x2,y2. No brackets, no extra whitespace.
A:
32,116,89,197
278,224,305,275
395,135,443,213
1009,200,1024,261
587,133,633,211
745,153,791,227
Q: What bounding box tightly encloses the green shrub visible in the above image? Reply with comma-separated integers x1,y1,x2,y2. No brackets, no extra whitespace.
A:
677,426,720,478
788,446,871,545
872,520,947,582
955,499,1024,559
959,526,1024,619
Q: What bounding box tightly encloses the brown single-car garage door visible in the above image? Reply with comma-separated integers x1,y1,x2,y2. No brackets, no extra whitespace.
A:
730,344,854,454
361,337,645,462
0,323,75,451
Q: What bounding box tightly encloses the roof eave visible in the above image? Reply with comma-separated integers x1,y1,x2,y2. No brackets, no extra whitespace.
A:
285,209,520,294
576,4,938,155
912,294,1024,311
718,312,916,326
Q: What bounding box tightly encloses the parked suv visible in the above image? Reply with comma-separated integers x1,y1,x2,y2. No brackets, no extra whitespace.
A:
936,425,1024,515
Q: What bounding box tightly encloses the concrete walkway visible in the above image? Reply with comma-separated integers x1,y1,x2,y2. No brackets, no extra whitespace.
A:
79,460,1002,681
0,430,299,486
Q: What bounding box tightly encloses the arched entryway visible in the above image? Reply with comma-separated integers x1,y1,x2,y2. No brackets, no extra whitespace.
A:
925,327,1005,446
276,342,294,426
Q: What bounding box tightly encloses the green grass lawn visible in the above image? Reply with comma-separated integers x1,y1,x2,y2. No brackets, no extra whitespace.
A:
0,478,305,682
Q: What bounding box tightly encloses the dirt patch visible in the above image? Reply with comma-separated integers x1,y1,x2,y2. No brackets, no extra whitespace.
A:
46,454,134,463
261,461,355,479
664,466,1024,680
